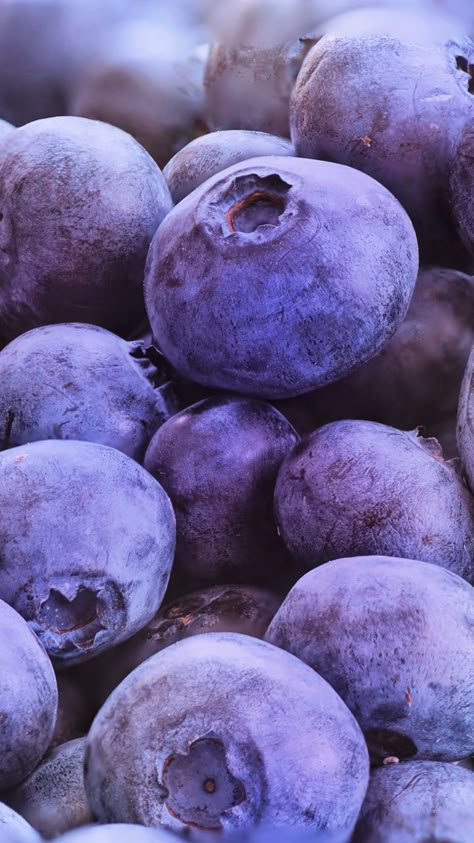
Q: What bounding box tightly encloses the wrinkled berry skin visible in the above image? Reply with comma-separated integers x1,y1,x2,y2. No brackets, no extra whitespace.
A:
266,556,474,763
0,323,177,460
352,761,474,842
5,738,92,840
291,35,474,267
0,803,40,843
79,585,282,706
163,130,294,204
0,440,176,666
144,396,298,584
458,343,474,492
55,826,176,843
0,116,172,346
85,633,368,836
145,156,418,399
450,116,474,259
275,421,474,583
307,267,474,457
0,599,58,790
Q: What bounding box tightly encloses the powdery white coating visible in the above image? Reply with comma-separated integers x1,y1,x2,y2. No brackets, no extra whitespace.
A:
145,156,418,399
85,633,369,836
274,420,474,583
0,323,177,460
5,738,92,839
266,556,474,761
0,116,172,346
0,803,41,843
352,761,474,842
164,130,294,204
458,343,474,491
291,34,474,267
0,440,176,666
0,600,58,790
55,825,176,843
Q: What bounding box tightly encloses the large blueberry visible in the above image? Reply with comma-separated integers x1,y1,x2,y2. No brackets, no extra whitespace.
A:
78,585,282,707
0,323,177,460
304,266,474,457
0,803,40,843
0,440,176,666
85,633,369,835
5,738,92,840
352,761,474,842
0,116,172,346
291,34,474,266
450,115,474,260
163,130,294,204
0,599,57,790
144,396,298,584
274,420,474,582
145,156,418,399
266,556,474,762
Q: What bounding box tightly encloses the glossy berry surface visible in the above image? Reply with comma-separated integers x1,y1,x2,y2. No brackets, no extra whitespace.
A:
145,156,418,399
0,599,58,790
85,633,369,836
0,439,176,665
0,323,177,460
144,396,299,585
0,116,172,346
266,556,474,763
274,420,474,582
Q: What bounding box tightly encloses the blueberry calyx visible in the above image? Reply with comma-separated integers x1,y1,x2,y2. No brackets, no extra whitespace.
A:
160,735,246,830
455,55,474,94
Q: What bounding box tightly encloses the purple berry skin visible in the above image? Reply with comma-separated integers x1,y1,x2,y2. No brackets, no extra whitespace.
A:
0,599,58,790
0,323,177,460
291,34,474,268
274,420,474,583
352,761,474,842
144,396,299,585
458,343,474,492
163,129,294,204
55,826,176,843
5,738,93,840
145,156,418,399
266,556,474,763
0,116,172,346
0,803,40,843
85,633,369,837
0,440,176,667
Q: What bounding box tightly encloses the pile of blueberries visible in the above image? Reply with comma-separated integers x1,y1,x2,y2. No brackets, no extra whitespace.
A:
1,0,474,841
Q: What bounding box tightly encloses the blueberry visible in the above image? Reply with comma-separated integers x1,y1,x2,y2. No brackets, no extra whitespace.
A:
85,633,369,835
291,33,474,267
0,440,176,666
204,38,313,138
77,585,282,706
0,116,172,346
145,156,418,399
0,803,40,843
302,266,474,458
266,556,474,762
55,826,176,843
352,761,474,842
274,420,474,582
5,738,92,840
0,599,57,790
144,396,298,585
163,130,294,204
450,115,474,260
0,323,178,460
70,27,209,169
